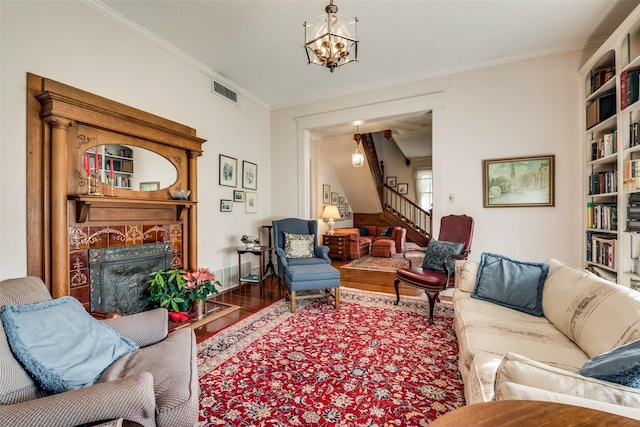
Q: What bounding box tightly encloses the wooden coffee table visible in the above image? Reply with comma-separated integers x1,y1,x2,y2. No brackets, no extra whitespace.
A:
430,400,639,426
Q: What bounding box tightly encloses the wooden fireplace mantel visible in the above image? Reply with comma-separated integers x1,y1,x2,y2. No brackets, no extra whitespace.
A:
26,73,206,300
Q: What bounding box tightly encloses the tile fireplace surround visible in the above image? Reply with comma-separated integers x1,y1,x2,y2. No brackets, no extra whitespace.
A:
69,224,182,310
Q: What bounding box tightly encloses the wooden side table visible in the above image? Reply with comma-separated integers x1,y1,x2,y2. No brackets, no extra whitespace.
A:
236,246,269,293
323,234,349,261
430,400,639,426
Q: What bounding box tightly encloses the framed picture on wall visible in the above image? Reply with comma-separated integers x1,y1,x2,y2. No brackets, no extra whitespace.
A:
139,181,159,191
245,192,258,213
339,196,345,207
331,192,338,205
242,161,258,190
220,199,233,212
482,155,555,208
397,183,408,194
386,176,397,187
233,190,245,202
219,155,237,187
323,184,331,204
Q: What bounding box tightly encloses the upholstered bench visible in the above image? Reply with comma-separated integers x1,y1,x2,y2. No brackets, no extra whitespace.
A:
284,264,340,313
372,239,397,258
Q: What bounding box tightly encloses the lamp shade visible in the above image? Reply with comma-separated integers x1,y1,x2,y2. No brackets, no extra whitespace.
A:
322,205,341,219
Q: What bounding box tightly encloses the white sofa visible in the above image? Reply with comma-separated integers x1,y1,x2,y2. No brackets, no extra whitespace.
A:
453,257,640,419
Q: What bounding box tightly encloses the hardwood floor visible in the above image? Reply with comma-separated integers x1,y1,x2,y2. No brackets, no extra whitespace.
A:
193,260,429,341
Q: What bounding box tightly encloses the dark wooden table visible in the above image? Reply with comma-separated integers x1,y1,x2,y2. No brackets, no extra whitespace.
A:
236,245,270,292
430,400,640,426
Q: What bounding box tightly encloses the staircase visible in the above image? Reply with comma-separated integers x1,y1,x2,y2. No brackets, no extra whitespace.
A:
361,134,432,247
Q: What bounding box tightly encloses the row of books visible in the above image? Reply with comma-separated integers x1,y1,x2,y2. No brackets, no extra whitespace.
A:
623,159,640,191
586,231,616,269
620,69,640,110
630,121,640,148
590,131,618,160
588,170,618,195
586,202,617,230
590,68,615,93
628,194,640,232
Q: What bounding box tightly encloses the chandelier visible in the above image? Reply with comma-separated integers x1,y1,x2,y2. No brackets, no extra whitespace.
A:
303,0,359,72
352,126,364,168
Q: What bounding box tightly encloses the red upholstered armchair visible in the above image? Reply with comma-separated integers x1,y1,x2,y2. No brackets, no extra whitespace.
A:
394,215,474,324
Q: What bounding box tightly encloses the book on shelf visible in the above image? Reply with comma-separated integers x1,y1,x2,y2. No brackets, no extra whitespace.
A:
590,131,618,160
587,202,617,230
241,274,261,282
620,69,640,110
587,233,617,268
588,170,617,194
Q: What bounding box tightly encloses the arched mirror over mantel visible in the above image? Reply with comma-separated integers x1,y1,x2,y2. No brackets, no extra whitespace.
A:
26,73,206,303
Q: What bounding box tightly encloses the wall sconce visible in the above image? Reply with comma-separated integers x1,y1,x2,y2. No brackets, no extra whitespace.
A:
352,126,364,168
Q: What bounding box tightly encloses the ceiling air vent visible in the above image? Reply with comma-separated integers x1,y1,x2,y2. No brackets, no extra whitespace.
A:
212,80,238,105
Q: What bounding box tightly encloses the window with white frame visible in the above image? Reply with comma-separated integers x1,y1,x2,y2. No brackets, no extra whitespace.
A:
415,168,432,211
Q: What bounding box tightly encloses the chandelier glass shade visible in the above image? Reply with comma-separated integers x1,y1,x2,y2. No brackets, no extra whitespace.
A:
304,1,358,72
352,127,364,168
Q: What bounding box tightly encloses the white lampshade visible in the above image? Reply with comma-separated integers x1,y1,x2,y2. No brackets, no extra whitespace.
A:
322,205,341,235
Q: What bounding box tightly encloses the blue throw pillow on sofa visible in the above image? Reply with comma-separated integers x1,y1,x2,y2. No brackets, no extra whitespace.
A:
576,339,640,388
471,252,548,317
1,296,138,393
357,226,370,236
421,240,465,274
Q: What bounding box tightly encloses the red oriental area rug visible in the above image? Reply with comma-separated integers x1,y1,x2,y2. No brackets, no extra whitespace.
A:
342,253,425,272
197,288,465,426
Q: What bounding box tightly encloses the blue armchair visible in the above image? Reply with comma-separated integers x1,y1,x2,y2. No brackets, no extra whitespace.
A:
272,218,331,281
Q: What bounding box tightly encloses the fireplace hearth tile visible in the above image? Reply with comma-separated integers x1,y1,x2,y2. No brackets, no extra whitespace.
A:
88,227,109,249
108,226,127,247
70,250,88,271
68,227,90,250
125,225,143,245
69,268,89,288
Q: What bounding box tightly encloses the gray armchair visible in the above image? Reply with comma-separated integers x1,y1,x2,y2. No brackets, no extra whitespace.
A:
272,218,331,280
0,276,199,427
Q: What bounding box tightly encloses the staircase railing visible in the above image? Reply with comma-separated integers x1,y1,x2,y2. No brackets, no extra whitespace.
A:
361,133,384,203
383,185,432,237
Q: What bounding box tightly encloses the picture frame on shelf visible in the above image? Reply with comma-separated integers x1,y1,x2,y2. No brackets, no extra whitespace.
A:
220,199,233,212
482,155,555,208
397,183,408,194
242,160,258,190
386,176,397,187
139,181,159,191
233,190,245,202
245,192,258,214
331,192,338,205
323,184,331,204
338,196,345,207
219,155,237,187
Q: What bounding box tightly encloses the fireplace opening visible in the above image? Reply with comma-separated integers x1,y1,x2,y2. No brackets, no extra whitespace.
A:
89,242,173,315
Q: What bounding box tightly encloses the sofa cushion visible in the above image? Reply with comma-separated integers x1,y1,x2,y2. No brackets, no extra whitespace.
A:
471,253,548,316
1,296,138,393
576,339,640,388
283,232,314,259
542,259,640,359
356,226,370,236
495,352,640,408
454,260,480,293
378,227,393,237
421,240,464,273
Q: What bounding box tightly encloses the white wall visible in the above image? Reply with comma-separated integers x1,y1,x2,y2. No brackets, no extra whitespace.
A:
0,1,271,281
272,53,583,265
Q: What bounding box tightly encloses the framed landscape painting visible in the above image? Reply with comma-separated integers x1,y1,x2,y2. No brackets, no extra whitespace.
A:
219,155,237,187
483,155,555,208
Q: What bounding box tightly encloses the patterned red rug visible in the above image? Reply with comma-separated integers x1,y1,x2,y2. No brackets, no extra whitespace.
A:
342,253,425,272
197,288,464,426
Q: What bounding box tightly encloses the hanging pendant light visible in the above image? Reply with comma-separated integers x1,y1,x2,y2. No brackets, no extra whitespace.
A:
352,126,364,168
303,0,359,73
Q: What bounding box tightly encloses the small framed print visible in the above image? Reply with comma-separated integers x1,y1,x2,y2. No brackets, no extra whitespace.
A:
242,161,258,190
398,183,408,194
331,192,338,205
386,176,397,187
323,184,331,204
139,181,159,191
245,192,258,214
234,190,245,202
220,199,233,212
339,196,345,207
219,155,237,187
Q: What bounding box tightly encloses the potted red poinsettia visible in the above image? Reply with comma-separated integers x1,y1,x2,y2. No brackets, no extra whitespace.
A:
182,268,221,319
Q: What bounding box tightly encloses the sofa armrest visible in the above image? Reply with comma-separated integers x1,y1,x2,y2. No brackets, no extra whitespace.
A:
102,308,168,347
494,352,640,408
314,245,331,263
0,372,156,427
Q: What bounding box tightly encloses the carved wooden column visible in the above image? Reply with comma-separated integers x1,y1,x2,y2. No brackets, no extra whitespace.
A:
46,116,72,298
187,150,200,271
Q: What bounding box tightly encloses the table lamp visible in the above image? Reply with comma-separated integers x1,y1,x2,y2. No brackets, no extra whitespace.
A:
322,205,341,235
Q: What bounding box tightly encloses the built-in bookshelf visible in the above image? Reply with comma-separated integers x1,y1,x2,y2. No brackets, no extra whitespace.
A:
83,144,134,190
580,4,640,288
